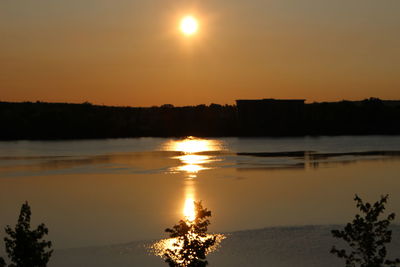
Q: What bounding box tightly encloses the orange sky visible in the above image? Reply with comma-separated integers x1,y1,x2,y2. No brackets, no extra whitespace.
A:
1,0,399,106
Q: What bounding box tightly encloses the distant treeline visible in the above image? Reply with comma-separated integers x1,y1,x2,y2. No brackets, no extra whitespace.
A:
0,102,237,139
0,98,399,140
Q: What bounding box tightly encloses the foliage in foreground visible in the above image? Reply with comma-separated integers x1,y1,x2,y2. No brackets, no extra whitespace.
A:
3,202,53,267
164,201,216,267
331,195,400,267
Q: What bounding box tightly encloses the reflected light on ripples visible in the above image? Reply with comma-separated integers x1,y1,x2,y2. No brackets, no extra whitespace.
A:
163,137,224,177
163,136,223,154
176,164,207,174
153,138,226,264
179,154,209,165
151,234,226,264
174,154,211,176
171,138,215,154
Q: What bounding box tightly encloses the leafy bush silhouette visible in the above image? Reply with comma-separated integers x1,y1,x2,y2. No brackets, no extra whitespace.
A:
331,195,400,267
4,202,53,267
0,257,5,267
164,201,216,267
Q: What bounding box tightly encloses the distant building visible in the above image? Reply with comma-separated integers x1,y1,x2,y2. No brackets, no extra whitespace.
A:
236,99,305,135
382,100,400,107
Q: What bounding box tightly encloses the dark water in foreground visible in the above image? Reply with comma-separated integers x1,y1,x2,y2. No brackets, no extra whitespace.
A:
0,136,400,260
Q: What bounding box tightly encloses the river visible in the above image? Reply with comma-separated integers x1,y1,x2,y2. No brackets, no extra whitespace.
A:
1,136,400,265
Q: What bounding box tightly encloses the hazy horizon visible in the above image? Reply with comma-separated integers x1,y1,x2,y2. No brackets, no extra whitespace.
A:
1,0,399,106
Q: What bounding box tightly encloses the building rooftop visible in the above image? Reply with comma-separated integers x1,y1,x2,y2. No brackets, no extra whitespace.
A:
236,99,306,103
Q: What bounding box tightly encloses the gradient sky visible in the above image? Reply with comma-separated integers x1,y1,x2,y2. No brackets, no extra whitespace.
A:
1,0,399,106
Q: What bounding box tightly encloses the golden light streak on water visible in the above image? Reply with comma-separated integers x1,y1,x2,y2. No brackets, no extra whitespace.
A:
154,137,226,264
162,137,224,178
150,234,226,264
169,137,215,154
163,136,224,154
183,179,196,221
179,154,210,165
183,198,196,222
176,163,206,174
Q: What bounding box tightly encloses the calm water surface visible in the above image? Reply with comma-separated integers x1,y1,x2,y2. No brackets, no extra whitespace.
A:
0,136,400,249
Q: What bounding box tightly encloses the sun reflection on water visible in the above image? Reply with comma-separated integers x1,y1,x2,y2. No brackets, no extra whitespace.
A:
151,198,226,265
183,179,196,222
183,198,196,222
151,234,226,264
168,137,218,154
163,137,224,178
153,137,226,264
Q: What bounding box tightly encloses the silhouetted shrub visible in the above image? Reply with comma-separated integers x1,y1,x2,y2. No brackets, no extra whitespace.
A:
331,195,400,267
164,201,216,267
4,202,53,267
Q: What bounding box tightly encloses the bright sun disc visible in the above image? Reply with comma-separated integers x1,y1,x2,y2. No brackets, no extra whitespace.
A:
180,16,198,36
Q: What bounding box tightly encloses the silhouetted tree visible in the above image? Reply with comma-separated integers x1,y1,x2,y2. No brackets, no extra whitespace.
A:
4,202,53,267
331,195,400,267
164,201,216,267
0,257,5,267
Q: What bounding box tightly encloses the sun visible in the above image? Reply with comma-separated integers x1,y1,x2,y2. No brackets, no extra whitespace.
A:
180,16,198,36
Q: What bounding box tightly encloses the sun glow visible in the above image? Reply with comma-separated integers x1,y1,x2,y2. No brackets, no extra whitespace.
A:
180,16,198,36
